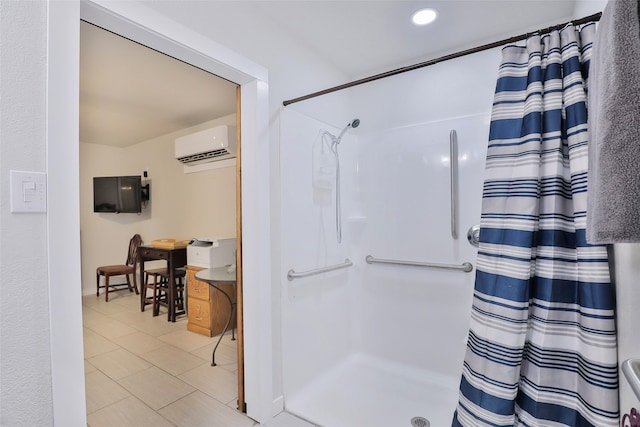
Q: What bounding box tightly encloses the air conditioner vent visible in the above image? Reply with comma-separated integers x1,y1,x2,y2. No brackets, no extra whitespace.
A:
177,148,232,164
175,125,236,167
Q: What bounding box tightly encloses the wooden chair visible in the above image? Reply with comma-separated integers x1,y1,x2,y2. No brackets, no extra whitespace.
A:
142,267,166,312
96,234,142,302
143,267,186,320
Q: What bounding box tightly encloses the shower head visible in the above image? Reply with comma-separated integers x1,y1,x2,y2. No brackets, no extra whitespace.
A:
336,118,361,142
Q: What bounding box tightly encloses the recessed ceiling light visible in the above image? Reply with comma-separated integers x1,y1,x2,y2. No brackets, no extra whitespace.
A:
412,8,437,26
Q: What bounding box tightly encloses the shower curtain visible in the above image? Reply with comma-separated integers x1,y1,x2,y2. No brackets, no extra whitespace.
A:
452,23,619,427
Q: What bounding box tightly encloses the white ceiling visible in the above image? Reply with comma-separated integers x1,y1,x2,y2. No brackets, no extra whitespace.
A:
251,1,577,76
80,1,585,148
80,22,238,147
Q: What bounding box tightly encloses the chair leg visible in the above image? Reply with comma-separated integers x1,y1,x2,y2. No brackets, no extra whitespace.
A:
142,272,148,312
105,275,110,302
96,272,100,297
167,278,173,322
176,286,183,310
132,270,139,295
126,275,133,293
153,276,161,317
169,277,186,320
176,278,185,311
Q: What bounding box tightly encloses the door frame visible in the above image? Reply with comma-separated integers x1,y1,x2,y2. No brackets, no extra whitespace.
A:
47,1,274,424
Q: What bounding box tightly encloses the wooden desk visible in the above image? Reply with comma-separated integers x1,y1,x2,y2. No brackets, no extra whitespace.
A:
138,245,187,322
195,266,237,366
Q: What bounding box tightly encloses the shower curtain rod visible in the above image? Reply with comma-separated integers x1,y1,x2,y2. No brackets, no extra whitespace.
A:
282,12,602,106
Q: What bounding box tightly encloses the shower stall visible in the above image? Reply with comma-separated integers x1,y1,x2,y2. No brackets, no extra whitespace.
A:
280,50,501,427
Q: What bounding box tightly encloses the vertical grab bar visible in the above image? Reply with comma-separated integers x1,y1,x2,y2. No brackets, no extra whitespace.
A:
450,129,458,239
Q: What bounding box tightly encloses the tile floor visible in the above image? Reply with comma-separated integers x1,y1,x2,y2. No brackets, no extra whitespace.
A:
83,291,315,427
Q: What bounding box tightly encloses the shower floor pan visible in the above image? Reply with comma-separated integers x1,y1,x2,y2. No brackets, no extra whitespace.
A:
286,353,459,427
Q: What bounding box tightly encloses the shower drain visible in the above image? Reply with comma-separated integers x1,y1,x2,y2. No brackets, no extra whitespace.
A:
410,416,430,427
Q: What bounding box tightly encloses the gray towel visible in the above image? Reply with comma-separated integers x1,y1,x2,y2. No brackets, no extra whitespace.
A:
587,0,640,243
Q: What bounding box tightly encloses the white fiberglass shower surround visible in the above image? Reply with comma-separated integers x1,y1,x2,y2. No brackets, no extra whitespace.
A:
280,49,500,427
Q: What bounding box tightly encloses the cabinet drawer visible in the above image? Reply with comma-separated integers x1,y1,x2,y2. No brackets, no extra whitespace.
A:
187,297,211,328
188,279,210,300
139,247,169,260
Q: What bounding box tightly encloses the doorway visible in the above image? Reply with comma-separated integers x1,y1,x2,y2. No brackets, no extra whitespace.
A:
47,2,273,424
79,20,247,422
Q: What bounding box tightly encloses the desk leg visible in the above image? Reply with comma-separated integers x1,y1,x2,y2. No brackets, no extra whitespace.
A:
168,259,175,322
139,258,146,312
210,283,234,367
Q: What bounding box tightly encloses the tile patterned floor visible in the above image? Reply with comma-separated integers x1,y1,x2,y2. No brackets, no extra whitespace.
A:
83,291,316,427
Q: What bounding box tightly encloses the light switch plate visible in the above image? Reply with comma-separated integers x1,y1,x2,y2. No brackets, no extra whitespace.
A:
10,170,47,213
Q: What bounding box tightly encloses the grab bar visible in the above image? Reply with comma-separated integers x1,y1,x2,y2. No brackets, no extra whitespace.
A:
365,255,473,273
287,259,353,281
450,129,458,240
622,359,640,401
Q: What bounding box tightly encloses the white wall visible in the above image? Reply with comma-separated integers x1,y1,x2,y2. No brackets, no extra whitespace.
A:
573,0,607,17
80,115,237,295
0,1,55,425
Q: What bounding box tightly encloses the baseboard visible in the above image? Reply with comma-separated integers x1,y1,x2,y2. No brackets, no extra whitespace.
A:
272,395,284,416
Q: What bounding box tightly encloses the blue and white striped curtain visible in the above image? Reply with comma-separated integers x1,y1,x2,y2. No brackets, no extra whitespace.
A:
452,23,619,427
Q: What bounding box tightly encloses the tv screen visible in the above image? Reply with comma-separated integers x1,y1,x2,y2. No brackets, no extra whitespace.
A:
93,176,142,213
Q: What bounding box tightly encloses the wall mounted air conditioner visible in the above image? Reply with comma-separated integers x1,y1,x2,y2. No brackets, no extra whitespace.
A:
174,125,236,167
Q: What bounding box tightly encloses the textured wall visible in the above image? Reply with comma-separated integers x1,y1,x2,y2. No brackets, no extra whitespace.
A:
0,1,54,425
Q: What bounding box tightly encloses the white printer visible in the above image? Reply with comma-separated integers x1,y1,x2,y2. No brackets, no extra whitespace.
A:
187,238,236,269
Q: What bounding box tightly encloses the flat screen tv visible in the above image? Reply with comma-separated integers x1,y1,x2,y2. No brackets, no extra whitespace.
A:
93,176,142,213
